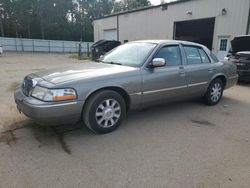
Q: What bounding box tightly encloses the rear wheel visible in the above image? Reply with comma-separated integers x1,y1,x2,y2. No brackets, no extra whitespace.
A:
83,90,126,134
204,78,224,105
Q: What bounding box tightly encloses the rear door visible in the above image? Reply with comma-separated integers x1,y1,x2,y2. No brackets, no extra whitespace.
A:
182,45,215,96
142,44,188,105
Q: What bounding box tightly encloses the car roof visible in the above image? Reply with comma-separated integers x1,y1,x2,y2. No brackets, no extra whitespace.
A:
132,40,207,48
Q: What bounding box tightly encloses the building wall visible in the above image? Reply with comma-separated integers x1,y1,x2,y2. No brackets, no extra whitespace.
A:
94,16,117,41
248,9,250,34
94,0,250,54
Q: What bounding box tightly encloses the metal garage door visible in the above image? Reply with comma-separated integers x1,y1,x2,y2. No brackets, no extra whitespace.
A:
174,18,215,50
104,29,117,40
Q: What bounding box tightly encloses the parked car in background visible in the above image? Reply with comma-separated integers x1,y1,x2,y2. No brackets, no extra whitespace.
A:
15,40,238,134
227,35,250,81
91,40,121,61
0,44,3,55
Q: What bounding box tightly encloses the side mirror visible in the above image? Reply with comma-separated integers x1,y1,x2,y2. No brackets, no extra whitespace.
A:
150,58,166,68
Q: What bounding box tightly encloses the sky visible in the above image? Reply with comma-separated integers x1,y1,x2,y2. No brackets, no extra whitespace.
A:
149,0,162,5
115,0,172,6
149,0,177,5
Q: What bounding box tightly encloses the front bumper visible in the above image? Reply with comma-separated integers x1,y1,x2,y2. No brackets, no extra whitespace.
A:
14,88,85,126
237,70,250,81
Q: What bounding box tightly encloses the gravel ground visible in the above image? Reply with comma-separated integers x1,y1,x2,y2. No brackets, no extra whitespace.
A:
0,52,81,132
0,53,250,188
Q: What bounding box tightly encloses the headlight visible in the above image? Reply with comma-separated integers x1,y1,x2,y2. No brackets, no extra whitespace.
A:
31,86,77,102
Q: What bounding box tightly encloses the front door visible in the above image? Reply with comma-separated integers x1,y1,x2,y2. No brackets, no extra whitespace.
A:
142,45,188,105
217,37,230,61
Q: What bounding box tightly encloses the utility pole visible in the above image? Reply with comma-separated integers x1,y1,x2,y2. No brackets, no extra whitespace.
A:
0,14,4,37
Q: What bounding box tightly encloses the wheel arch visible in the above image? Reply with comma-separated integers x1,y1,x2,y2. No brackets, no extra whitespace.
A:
84,86,131,112
210,74,227,88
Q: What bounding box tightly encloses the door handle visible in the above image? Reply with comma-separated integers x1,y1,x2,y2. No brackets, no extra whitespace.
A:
208,68,214,73
179,71,186,77
179,66,186,77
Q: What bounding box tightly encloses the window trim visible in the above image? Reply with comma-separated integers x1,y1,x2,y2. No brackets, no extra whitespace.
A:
152,44,183,67
197,48,211,63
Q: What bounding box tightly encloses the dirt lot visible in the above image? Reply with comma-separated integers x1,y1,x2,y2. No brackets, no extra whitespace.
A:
0,52,81,132
0,53,250,188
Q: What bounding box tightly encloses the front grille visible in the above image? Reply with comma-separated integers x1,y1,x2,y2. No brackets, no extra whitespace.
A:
237,66,248,71
232,59,250,71
22,76,34,96
237,61,250,71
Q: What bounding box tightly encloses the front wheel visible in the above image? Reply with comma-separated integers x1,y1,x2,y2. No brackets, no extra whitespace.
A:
204,78,224,106
83,90,126,134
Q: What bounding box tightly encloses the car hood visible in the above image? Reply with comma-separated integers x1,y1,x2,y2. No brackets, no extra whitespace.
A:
231,36,250,55
33,61,138,84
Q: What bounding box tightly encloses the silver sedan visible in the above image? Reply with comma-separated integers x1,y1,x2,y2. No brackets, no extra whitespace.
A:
14,40,238,133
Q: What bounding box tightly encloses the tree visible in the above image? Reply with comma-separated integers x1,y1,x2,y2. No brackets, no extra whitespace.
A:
0,0,151,41
113,0,151,12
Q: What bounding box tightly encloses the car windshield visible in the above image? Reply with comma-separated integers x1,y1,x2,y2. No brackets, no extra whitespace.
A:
100,42,156,67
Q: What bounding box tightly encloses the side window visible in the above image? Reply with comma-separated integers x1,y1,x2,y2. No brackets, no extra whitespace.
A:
198,49,210,63
154,46,182,66
184,46,202,64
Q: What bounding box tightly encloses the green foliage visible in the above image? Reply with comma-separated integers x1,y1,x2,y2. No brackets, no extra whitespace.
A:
114,0,151,12
0,0,151,41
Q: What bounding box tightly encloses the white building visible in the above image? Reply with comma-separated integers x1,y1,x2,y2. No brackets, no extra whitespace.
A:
93,0,250,60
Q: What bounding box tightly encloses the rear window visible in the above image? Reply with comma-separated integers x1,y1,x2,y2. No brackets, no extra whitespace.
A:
184,46,202,64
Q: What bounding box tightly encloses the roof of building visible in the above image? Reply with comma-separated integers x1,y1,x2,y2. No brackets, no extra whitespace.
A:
94,0,193,20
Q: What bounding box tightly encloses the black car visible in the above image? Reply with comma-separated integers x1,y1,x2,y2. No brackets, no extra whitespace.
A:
228,35,250,81
91,40,121,61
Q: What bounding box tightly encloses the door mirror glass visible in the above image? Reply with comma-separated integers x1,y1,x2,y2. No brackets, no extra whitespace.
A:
151,58,166,67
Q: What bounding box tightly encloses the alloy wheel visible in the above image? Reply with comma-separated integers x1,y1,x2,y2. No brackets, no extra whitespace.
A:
95,99,121,128
210,82,222,102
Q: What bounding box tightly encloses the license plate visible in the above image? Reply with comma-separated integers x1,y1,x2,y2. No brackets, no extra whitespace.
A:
236,63,245,66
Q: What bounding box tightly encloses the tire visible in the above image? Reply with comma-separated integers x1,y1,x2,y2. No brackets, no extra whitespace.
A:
204,78,224,106
83,90,126,134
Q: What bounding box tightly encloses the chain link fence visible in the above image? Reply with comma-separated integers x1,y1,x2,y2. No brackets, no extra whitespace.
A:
0,37,93,53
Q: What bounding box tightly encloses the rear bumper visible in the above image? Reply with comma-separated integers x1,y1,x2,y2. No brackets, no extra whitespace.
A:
225,75,238,89
14,88,85,126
